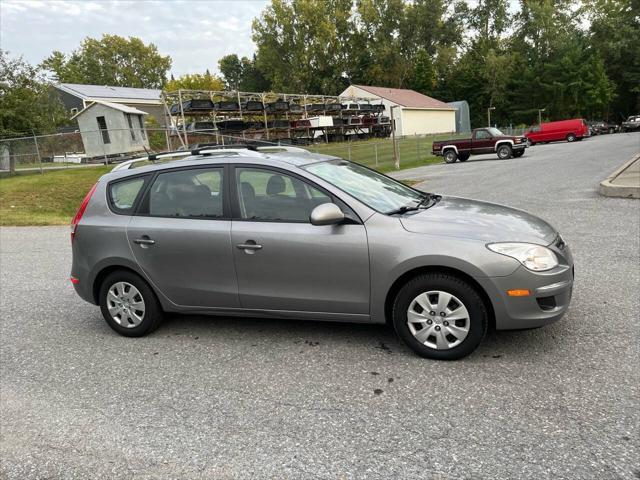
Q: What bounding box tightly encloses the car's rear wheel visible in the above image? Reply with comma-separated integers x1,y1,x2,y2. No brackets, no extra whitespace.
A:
526,139,534,147
392,273,488,360
513,149,525,158
458,153,470,162
444,150,458,164
566,133,576,142
99,270,164,337
496,144,512,159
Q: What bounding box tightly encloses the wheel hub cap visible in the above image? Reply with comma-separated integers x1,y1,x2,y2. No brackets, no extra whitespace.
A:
406,290,470,350
107,282,145,328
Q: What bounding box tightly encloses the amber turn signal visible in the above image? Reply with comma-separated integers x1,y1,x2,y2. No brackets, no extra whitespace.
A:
507,289,531,297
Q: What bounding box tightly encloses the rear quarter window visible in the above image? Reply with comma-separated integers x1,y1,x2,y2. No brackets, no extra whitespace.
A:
108,176,147,213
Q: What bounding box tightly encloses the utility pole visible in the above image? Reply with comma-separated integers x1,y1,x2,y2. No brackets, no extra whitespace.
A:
487,107,495,127
538,108,546,125
390,105,399,169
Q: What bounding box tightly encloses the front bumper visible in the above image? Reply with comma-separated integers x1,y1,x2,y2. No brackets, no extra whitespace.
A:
478,241,574,330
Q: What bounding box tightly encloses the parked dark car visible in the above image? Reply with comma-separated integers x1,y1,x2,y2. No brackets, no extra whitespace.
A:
621,115,640,132
432,128,527,163
587,120,618,135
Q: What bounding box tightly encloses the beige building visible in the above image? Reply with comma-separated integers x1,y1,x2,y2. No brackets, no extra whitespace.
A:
339,85,456,136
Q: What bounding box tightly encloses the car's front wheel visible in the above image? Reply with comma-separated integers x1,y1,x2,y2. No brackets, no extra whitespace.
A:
566,133,576,142
392,273,488,360
99,270,164,337
496,144,512,159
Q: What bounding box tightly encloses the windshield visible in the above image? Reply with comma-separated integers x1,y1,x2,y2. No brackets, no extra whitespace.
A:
487,127,504,136
303,160,424,214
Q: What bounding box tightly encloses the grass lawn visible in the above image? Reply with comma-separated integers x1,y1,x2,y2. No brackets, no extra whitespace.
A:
0,166,111,226
310,133,461,172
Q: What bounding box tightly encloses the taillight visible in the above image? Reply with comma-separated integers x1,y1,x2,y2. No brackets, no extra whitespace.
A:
71,182,98,242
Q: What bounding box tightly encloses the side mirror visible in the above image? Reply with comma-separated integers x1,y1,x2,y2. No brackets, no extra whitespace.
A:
310,203,345,226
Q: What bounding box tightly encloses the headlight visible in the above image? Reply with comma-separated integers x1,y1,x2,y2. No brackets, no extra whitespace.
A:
487,243,558,271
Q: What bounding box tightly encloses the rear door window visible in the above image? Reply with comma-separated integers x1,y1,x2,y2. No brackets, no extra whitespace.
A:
109,176,147,213
146,168,225,219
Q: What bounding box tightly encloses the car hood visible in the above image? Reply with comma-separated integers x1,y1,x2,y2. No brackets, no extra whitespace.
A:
400,196,557,244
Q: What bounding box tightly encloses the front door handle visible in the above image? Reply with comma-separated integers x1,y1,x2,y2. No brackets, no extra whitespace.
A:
134,237,155,246
236,240,262,253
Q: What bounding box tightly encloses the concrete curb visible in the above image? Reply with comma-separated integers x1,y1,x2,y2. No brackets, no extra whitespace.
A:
599,154,640,199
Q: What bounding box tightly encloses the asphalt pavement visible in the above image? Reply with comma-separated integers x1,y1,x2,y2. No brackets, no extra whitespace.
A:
1,132,639,479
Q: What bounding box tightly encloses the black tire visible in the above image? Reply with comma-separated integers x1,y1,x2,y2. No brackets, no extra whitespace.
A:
496,144,512,159
566,133,576,142
513,149,525,158
458,153,470,162
392,273,488,360
99,270,164,337
443,149,458,164
526,139,534,147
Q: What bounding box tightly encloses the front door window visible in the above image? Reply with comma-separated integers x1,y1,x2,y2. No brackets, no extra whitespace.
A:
235,167,331,222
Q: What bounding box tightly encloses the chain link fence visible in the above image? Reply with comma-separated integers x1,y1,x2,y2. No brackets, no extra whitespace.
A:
311,133,466,171
0,127,467,176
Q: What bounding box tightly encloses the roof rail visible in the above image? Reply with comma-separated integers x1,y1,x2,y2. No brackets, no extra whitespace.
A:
110,144,311,172
256,145,310,154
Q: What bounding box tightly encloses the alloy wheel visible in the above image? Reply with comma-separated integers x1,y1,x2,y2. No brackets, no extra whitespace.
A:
406,290,470,350
107,282,145,328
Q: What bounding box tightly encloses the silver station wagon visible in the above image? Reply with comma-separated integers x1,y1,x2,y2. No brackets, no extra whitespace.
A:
70,146,574,360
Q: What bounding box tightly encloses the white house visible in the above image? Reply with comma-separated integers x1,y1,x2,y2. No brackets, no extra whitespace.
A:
72,101,150,159
339,85,456,136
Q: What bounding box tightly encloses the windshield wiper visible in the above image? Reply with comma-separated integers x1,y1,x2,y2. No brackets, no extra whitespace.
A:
417,193,441,208
386,204,421,215
386,194,441,216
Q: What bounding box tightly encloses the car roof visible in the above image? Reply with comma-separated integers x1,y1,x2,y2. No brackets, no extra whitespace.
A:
103,148,339,181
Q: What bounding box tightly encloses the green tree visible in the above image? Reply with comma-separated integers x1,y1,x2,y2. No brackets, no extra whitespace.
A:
218,54,244,89
252,0,355,93
0,50,68,138
42,35,171,89
164,72,225,92
585,0,640,118
218,54,271,91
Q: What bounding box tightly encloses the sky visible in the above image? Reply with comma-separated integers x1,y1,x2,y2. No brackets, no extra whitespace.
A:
0,0,269,77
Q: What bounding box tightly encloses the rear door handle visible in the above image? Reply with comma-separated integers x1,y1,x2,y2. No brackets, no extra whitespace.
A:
134,237,155,246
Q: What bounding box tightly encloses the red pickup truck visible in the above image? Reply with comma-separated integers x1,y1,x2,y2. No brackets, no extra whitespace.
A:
432,128,528,163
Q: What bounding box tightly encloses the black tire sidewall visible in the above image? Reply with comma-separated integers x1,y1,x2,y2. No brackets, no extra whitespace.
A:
392,274,488,360
497,145,512,159
99,270,164,337
444,150,457,163
567,134,576,142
